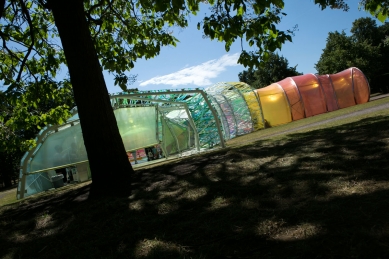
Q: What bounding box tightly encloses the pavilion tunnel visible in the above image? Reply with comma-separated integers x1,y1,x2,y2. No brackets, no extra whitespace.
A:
17,67,370,199
252,67,370,127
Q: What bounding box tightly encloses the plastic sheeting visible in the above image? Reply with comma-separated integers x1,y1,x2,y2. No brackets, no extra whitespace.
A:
277,78,305,121
330,69,356,109
255,67,370,126
18,67,370,199
162,117,191,156
255,84,292,127
353,68,370,104
29,122,88,173
317,75,339,112
22,172,54,199
115,107,158,151
205,82,253,138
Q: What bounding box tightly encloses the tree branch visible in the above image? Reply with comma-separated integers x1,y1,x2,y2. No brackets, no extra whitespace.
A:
17,0,35,82
0,0,6,20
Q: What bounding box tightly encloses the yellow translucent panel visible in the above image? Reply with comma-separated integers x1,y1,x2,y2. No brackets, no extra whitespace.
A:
292,74,327,117
255,84,292,127
114,107,158,151
243,91,264,130
352,67,370,104
317,75,339,112
330,69,356,108
277,78,304,121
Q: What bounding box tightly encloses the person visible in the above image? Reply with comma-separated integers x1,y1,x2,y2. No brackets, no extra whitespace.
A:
147,148,154,161
54,145,67,183
152,146,158,159
66,142,79,182
131,150,138,164
156,145,162,159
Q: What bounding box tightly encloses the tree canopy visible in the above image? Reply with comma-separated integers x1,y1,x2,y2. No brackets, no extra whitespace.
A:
238,52,301,89
315,17,389,93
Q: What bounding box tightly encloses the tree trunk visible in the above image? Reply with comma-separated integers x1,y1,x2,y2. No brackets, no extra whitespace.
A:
48,0,133,197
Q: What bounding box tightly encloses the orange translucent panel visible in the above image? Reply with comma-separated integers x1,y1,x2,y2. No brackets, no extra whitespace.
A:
352,67,370,104
277,78,304,121
317,75,339,112
330,69,356,108
254,84,292,127
292,74,327,117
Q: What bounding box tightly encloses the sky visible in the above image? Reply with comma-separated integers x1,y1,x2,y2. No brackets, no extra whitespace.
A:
105,1,384,94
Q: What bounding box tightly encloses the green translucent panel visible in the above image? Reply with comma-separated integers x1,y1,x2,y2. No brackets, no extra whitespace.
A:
30,122,88,173
22,172,54,198
170,120,190,151
162,117,190,156
186,93,220,148
162,117,176,156
115,107,158,151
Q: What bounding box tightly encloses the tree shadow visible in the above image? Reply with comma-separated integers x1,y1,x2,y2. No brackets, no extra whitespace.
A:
1,115,389,258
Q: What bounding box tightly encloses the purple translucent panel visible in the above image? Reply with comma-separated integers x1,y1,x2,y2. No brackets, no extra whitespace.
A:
277,78,304,121
291,74,327,118
352,67,370,104
317,75,339,112
330,69,356,109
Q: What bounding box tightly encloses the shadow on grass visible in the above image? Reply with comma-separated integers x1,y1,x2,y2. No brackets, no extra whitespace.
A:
1,116,389,258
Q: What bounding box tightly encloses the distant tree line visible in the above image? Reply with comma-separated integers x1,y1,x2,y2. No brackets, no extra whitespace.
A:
316,17,389,93
238,53,302,89
239,17,389,94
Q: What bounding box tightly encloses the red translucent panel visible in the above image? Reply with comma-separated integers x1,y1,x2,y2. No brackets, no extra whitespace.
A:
252,67,370,126
352,67,370,104
291,74,327,117
277,78,304,121
330,69,356,108
317,75,339,112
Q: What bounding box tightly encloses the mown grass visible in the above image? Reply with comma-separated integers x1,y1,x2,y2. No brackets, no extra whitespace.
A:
1,97,389,259
0,188,17,206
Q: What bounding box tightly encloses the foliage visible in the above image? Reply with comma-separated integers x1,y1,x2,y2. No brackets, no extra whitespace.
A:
360,0,389,22
238,52,301,89
0,81,74,188
315,17,389,93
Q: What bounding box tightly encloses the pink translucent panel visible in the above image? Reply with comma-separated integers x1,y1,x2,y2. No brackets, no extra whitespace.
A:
291,74,327,118
352,67,370,104
317,75,339,112
330,69,356,108
255,84,292,127
277,78,304,121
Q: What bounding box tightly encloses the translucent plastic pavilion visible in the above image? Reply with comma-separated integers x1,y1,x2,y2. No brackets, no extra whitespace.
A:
17,67,370,199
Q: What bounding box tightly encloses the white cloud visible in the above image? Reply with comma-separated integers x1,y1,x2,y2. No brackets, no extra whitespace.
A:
139,53,240,87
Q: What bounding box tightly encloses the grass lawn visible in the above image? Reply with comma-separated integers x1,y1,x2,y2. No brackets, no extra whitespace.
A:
1,97,389,259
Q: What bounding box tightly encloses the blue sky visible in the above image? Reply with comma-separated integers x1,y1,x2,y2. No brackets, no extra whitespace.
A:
106,1,384,93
